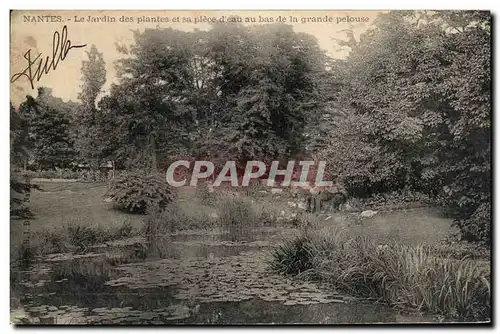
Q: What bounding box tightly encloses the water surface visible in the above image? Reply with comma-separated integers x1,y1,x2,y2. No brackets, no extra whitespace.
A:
11,227,436,324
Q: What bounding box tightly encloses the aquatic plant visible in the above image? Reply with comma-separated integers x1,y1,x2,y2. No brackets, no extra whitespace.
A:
216,198,263,241
270,228,491,320
143,203,213,237
269,235,314,276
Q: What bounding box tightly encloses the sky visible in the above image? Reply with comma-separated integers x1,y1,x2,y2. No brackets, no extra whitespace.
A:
10,10,382,107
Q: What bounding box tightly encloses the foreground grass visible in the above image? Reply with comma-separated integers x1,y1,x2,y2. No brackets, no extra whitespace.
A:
270,224,490,321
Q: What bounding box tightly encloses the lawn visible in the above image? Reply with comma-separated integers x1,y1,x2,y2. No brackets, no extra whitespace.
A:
11,181,458,250
10,182,145,250
339,207,457,246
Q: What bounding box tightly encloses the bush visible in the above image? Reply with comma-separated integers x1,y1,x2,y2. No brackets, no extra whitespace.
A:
270,224,344,276
271,228,491,320
106,170,175,214
452,201,491,245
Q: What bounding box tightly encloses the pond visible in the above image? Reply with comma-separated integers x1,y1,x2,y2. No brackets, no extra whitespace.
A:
11,227,437,324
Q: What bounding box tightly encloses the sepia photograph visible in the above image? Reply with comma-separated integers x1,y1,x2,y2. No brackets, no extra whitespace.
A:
9,10,492,325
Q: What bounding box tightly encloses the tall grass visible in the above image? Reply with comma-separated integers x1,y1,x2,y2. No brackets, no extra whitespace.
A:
270,226,491,320
270,224,344,276
66,221,134,252
52,257,111,289
143,202,214,237
11,221,136,267
216,197,275,241
217,198,256,241
144,197,276,237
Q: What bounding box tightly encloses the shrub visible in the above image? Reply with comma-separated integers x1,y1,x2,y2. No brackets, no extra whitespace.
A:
270,224,344,276
106,170,175,214
453,202,491,245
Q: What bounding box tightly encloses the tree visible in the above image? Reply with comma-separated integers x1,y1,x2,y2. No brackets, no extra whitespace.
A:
75,45,107,172
323,11,491,242
100,24,327,173
10,102,36,218
100,28,196,170
20,88,77,170
199,23,327,169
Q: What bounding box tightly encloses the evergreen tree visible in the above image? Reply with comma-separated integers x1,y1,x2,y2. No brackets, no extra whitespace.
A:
76,45,107,173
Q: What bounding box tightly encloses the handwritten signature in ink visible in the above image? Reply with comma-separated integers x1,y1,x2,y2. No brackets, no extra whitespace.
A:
11,25,87,89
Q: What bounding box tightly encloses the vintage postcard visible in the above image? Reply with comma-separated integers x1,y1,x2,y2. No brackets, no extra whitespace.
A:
10,10,491,325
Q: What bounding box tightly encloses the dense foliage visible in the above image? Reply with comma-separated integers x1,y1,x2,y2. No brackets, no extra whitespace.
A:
321,11,491,242
19,88,77,170
106,171,176,214
74,44,108,173
10,103,34,218
96,23,326,169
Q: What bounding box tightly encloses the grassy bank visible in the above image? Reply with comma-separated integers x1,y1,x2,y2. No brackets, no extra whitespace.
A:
270,224,490,321
11,182,292,266
11,221,136,268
